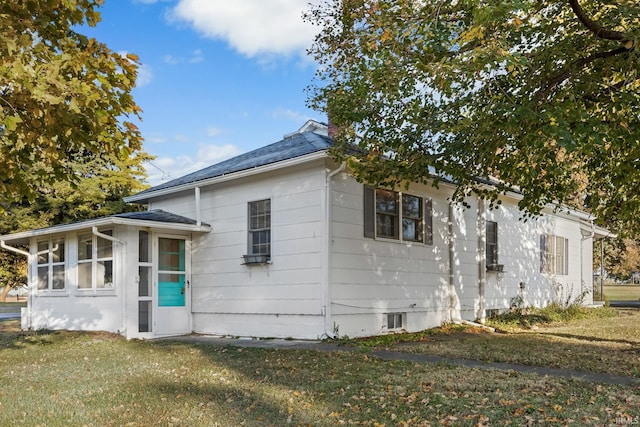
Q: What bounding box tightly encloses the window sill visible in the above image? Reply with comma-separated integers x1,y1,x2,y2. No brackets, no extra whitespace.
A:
75,288,117,297
372,236,432,247
486,264,504,272
35,290,68,297
242,254,271,265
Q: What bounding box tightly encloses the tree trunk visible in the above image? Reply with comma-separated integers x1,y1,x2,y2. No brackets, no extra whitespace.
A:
0,285,12,302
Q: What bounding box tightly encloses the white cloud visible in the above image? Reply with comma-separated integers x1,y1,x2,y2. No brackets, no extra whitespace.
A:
206,126,222,137
190,49,204,63
144,143,243,186
268,108,311,123
169,0,319,58
136,63,154,87
163,54,179,65
163,49,204,65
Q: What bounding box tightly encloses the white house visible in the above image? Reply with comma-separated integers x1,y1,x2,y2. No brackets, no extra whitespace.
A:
0,121,609,339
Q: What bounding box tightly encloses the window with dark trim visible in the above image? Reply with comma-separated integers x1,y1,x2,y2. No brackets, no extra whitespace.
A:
36,238,65,291
486,221,499,267
541,234,569,275
364,186,433,244
248,199,271,256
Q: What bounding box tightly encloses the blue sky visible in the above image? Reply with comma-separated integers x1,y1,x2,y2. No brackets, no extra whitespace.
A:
84,0,323,185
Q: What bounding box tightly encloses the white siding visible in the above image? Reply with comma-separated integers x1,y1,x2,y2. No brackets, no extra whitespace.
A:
328,174,594,338
329,175,452,338
151,160,328,339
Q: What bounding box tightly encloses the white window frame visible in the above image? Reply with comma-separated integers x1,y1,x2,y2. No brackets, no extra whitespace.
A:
247,199,271,257
486,221,499,267
76,229,115,292
541,234,569,275
36,237,66,292
386,313,405,331
364,186,433,245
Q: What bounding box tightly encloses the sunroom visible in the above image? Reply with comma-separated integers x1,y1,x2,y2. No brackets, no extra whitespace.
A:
0,210,211,339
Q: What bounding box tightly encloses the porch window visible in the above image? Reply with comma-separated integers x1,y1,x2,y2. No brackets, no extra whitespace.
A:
36,238,65,291
364,186,433,244
77,230,113,290
541,234,569,275
248,199,271,257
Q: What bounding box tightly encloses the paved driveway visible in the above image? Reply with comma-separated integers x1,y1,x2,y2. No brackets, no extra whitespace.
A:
609,300,640,308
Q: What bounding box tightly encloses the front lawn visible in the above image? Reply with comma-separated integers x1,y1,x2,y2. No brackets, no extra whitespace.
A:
0,318,638,426
354,307,640,378
603,285,640,301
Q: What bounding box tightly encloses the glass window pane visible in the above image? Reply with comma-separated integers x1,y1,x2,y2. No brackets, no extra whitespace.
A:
97,231,113,258
138,231,150,263
78,234,93,260
402,195,421,219
139,266,151,297
37,242,49,264
78,262,92,289
249,200,271,230
97,260,113,288
251,230,270,255
52,265,65,290
402,218,422,242
376,214,397,239
376,190,398,214
159,239,185,271
138,301,152,333
52,240,65,263
37,266,48,290
555,237,565,275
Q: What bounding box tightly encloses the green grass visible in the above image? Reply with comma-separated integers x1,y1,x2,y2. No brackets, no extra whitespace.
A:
603,285,640,301
355,307,640,378
0,301,27,308
0,323,638,426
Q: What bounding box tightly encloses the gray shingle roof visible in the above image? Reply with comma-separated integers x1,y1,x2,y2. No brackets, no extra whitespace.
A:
133,131,332,199
114,209,209,226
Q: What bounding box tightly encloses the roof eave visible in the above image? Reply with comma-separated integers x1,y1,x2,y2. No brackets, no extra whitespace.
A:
0,217,211,245
125,151,329,203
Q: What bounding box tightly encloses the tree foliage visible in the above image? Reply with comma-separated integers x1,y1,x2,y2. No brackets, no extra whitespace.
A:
0,150,152,298
307,0,640,234
0,0,143,205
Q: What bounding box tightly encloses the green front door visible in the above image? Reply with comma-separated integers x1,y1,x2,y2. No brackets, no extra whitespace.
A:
158,238,186,307
156,237,189,335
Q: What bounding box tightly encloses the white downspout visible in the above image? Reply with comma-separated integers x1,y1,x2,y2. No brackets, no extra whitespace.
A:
92,227,125,245
0,241,30,257
447,203,460,323
323,162,346,338
477,199,487,324
195,187,201,227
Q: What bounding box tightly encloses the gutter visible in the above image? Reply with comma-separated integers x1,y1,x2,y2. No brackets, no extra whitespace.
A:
0,217,211,244
323,162,346,338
